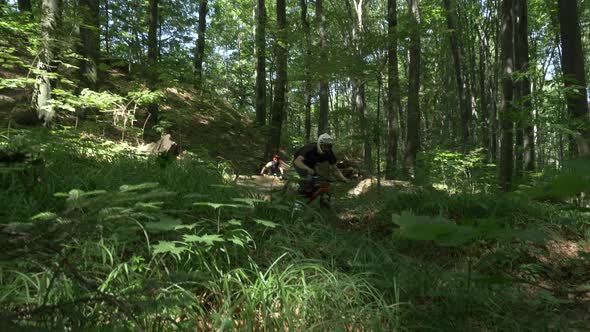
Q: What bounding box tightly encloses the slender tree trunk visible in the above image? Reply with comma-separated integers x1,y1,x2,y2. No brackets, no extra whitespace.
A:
558,0,590,156
265,0,288,158
386,0,400,179
466,8,479,144
443,0,470,152
348,0,371,172
18,0,32,13
513,0,523,176
104,0,110,56
79,0,100,88
355,79,371,172
491,0,500,162
300,0,312,141
195,0,208,81
479,27,490,156
32,0,60,126
146,0,159,128
147,5,158,63
515,0,534,171
377,74,383,185
500,0,515,191
255,0,267,126
317,0,330,134
158,7,162,59
405,0,421,178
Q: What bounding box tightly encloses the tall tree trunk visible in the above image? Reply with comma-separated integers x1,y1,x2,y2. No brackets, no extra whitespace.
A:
348,0,371,172
515,0,534,171
478,27,490,156
255,0,267,126
377,74,383,185
513,0,523,176
491,0,500,162
355,79,371,172
148,4,158,65
558,0,590,156
499,0,515,191
300,0,311,141
18,0,32,13
265,0,288,158
32,0,60,126
317,0,330,134
145,0,159,128
79,0,100,88
104,0,110,55
405,0,421,178
386,0,400,179
195,0,208,81
443,0,470,151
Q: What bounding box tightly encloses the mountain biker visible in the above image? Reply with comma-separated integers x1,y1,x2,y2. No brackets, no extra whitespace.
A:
293,133,349,196
260,154,284,177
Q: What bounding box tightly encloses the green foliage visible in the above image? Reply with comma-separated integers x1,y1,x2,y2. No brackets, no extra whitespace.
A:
2,129,589,331
420,148,495,193
392,211,546,247
521,157,590,214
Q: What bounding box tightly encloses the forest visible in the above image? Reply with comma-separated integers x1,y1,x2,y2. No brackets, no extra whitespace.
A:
1,0,589,330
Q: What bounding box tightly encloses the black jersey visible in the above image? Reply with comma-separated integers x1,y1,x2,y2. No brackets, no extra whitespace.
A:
293,143,337,169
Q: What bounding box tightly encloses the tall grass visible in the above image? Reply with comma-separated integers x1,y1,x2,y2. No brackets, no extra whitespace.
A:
1,130,588,331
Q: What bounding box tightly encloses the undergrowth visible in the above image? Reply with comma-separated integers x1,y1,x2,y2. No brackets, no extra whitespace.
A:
1,129,589,331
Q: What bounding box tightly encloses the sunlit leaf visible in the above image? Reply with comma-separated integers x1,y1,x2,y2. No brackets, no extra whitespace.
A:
228,235,246,247
253,219,278,228
30,212,58,221
175,223,198,230
152,241,187,256
227,219,242,226
183,234,224,245
120,183,160,192
231,198,265,206
144,218,183,232
193,202,250,209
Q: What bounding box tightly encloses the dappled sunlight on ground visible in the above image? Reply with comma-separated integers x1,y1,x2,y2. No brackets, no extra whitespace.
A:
346,178,412,197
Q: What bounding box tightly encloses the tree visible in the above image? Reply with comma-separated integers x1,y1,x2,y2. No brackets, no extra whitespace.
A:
18,0,32,13
317,0,329,134
146,0,159,126
347,0,371,173
558,0,590,156
195,0,208,81
405,0,421,178
265,0,288,158
79,0,101,88
32,0,61,126
300,0,312,142
499,0,515,191
514,0,534,171
386,0,400,179
255,0,267,126
443,0,470,151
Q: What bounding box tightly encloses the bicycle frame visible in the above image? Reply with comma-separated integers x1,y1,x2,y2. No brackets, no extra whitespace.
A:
307,178,331,207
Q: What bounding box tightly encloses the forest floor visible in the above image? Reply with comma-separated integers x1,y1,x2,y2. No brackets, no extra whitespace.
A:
2,74,590,330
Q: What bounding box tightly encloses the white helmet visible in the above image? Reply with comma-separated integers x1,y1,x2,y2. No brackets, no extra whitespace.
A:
318,133,334,145
317,133,334,153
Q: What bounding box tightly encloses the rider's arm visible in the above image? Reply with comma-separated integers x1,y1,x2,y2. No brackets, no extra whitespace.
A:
330,164,349,183
260,161,271,175
279,166,284,175
294,156,314,175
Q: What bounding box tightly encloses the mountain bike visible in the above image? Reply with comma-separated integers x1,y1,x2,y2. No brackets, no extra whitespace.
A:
276,173,340,211
304,175,333,209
